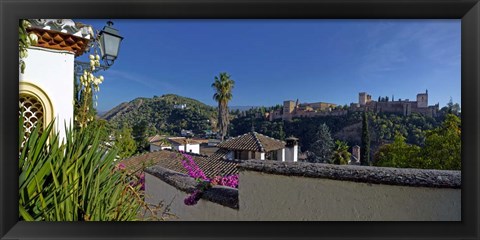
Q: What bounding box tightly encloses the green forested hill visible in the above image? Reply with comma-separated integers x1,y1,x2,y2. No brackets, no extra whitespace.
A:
102,94,217,135
229,109,451,153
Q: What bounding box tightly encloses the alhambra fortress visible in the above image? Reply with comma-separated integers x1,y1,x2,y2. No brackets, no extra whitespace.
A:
267,90,440,121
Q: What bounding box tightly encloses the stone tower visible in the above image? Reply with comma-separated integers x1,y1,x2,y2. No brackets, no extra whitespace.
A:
282,100,295,121
359,92,367,106
416,90,428,108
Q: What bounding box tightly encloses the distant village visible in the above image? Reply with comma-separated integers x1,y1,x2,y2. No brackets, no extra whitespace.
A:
267,90,439,121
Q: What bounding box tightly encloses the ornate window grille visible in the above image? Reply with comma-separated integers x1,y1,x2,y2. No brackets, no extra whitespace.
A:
19,94,44,144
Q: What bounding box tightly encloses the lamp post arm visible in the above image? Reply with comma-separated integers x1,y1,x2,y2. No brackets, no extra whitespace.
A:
74,60,110,76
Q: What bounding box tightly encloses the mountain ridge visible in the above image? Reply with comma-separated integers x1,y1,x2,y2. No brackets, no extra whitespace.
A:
101,94,218,135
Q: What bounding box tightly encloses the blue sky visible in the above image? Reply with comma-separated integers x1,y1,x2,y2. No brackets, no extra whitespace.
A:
76,20,461,112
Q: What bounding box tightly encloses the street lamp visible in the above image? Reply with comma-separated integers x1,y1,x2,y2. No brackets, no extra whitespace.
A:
74,20,124,75
98,21,124,67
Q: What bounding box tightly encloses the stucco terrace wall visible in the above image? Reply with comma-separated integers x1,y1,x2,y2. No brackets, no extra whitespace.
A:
145,160,461,221
145,167,239,221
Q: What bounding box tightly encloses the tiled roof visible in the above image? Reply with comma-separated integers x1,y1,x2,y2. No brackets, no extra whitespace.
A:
148,135,163,143
207,148,230,161
216,132,286,152
118,150,239,178
150,141,171,147
29,28,91,56
191,138,209,144
168,137,201,146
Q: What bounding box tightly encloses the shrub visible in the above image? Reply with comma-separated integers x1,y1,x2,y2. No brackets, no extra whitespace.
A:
19,116,142,221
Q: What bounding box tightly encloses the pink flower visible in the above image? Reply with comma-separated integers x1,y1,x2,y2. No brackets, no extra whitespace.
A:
178,153,239,206
117,163,126,171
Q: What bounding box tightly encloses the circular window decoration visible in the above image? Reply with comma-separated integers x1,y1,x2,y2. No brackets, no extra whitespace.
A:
19,94,44,143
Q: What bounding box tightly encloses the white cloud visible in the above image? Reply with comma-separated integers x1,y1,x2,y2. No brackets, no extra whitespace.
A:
357,21,460,80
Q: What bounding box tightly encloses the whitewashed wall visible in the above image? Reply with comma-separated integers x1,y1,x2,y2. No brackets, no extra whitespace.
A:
20,46,74,142
285,145,298,162
277,148,285,161
254,152,265,160
238,171,460,221
185,144,200,154
145,162,461,221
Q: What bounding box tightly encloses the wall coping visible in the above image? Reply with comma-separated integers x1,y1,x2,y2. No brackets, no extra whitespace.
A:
145,165,239,209
238,160,461,189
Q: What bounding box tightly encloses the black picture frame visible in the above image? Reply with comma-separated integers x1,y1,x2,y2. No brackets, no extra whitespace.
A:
1,0,479,239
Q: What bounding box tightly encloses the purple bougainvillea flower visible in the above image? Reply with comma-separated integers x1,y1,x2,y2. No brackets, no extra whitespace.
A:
179,153,239,206
184,190,202,206
180,152,209,181
117,163,126,170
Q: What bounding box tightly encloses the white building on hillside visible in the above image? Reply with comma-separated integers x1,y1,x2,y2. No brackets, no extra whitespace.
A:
168,137,200,154
148,135,201,154
208,131,299,162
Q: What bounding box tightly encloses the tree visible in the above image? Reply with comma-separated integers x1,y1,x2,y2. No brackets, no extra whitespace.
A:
360,111,371,165
85,118,112,143
307,124,334,163
114,124,137,159
132,120,155,152
373,115,461,170
421,114,461,170
212,72,235,141
374,133,422,168
445,97,461,116
332,140,351,165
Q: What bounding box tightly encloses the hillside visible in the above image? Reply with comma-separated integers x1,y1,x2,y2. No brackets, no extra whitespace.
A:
102,94,217,135
230,110,448,154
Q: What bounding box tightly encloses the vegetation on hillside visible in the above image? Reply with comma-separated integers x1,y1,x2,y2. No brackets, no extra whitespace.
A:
229,104,461,169
102,94,217,136
114,124,137,159
374,114,461,170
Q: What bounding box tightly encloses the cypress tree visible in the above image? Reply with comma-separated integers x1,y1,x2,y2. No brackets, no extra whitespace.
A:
361,111,371,165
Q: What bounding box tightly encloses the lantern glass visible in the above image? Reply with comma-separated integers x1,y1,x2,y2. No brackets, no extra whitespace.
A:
98,21,123,64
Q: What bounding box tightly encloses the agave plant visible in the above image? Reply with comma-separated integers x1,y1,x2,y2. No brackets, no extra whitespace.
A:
19,117,65,220
19,116,142,221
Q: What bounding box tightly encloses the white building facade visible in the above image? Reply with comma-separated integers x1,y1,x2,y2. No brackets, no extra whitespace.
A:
19,19,93,142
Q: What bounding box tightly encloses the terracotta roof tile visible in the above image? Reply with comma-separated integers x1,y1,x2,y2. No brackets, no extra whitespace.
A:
148,135,163,143
28,28,90,56
168,138,201,145
118,149,239,178
216,132,285,152
207,148,230,161
150,141,171,147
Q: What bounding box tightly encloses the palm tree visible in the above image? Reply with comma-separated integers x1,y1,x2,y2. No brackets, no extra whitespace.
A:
332,140,351,165
212,72,235,141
